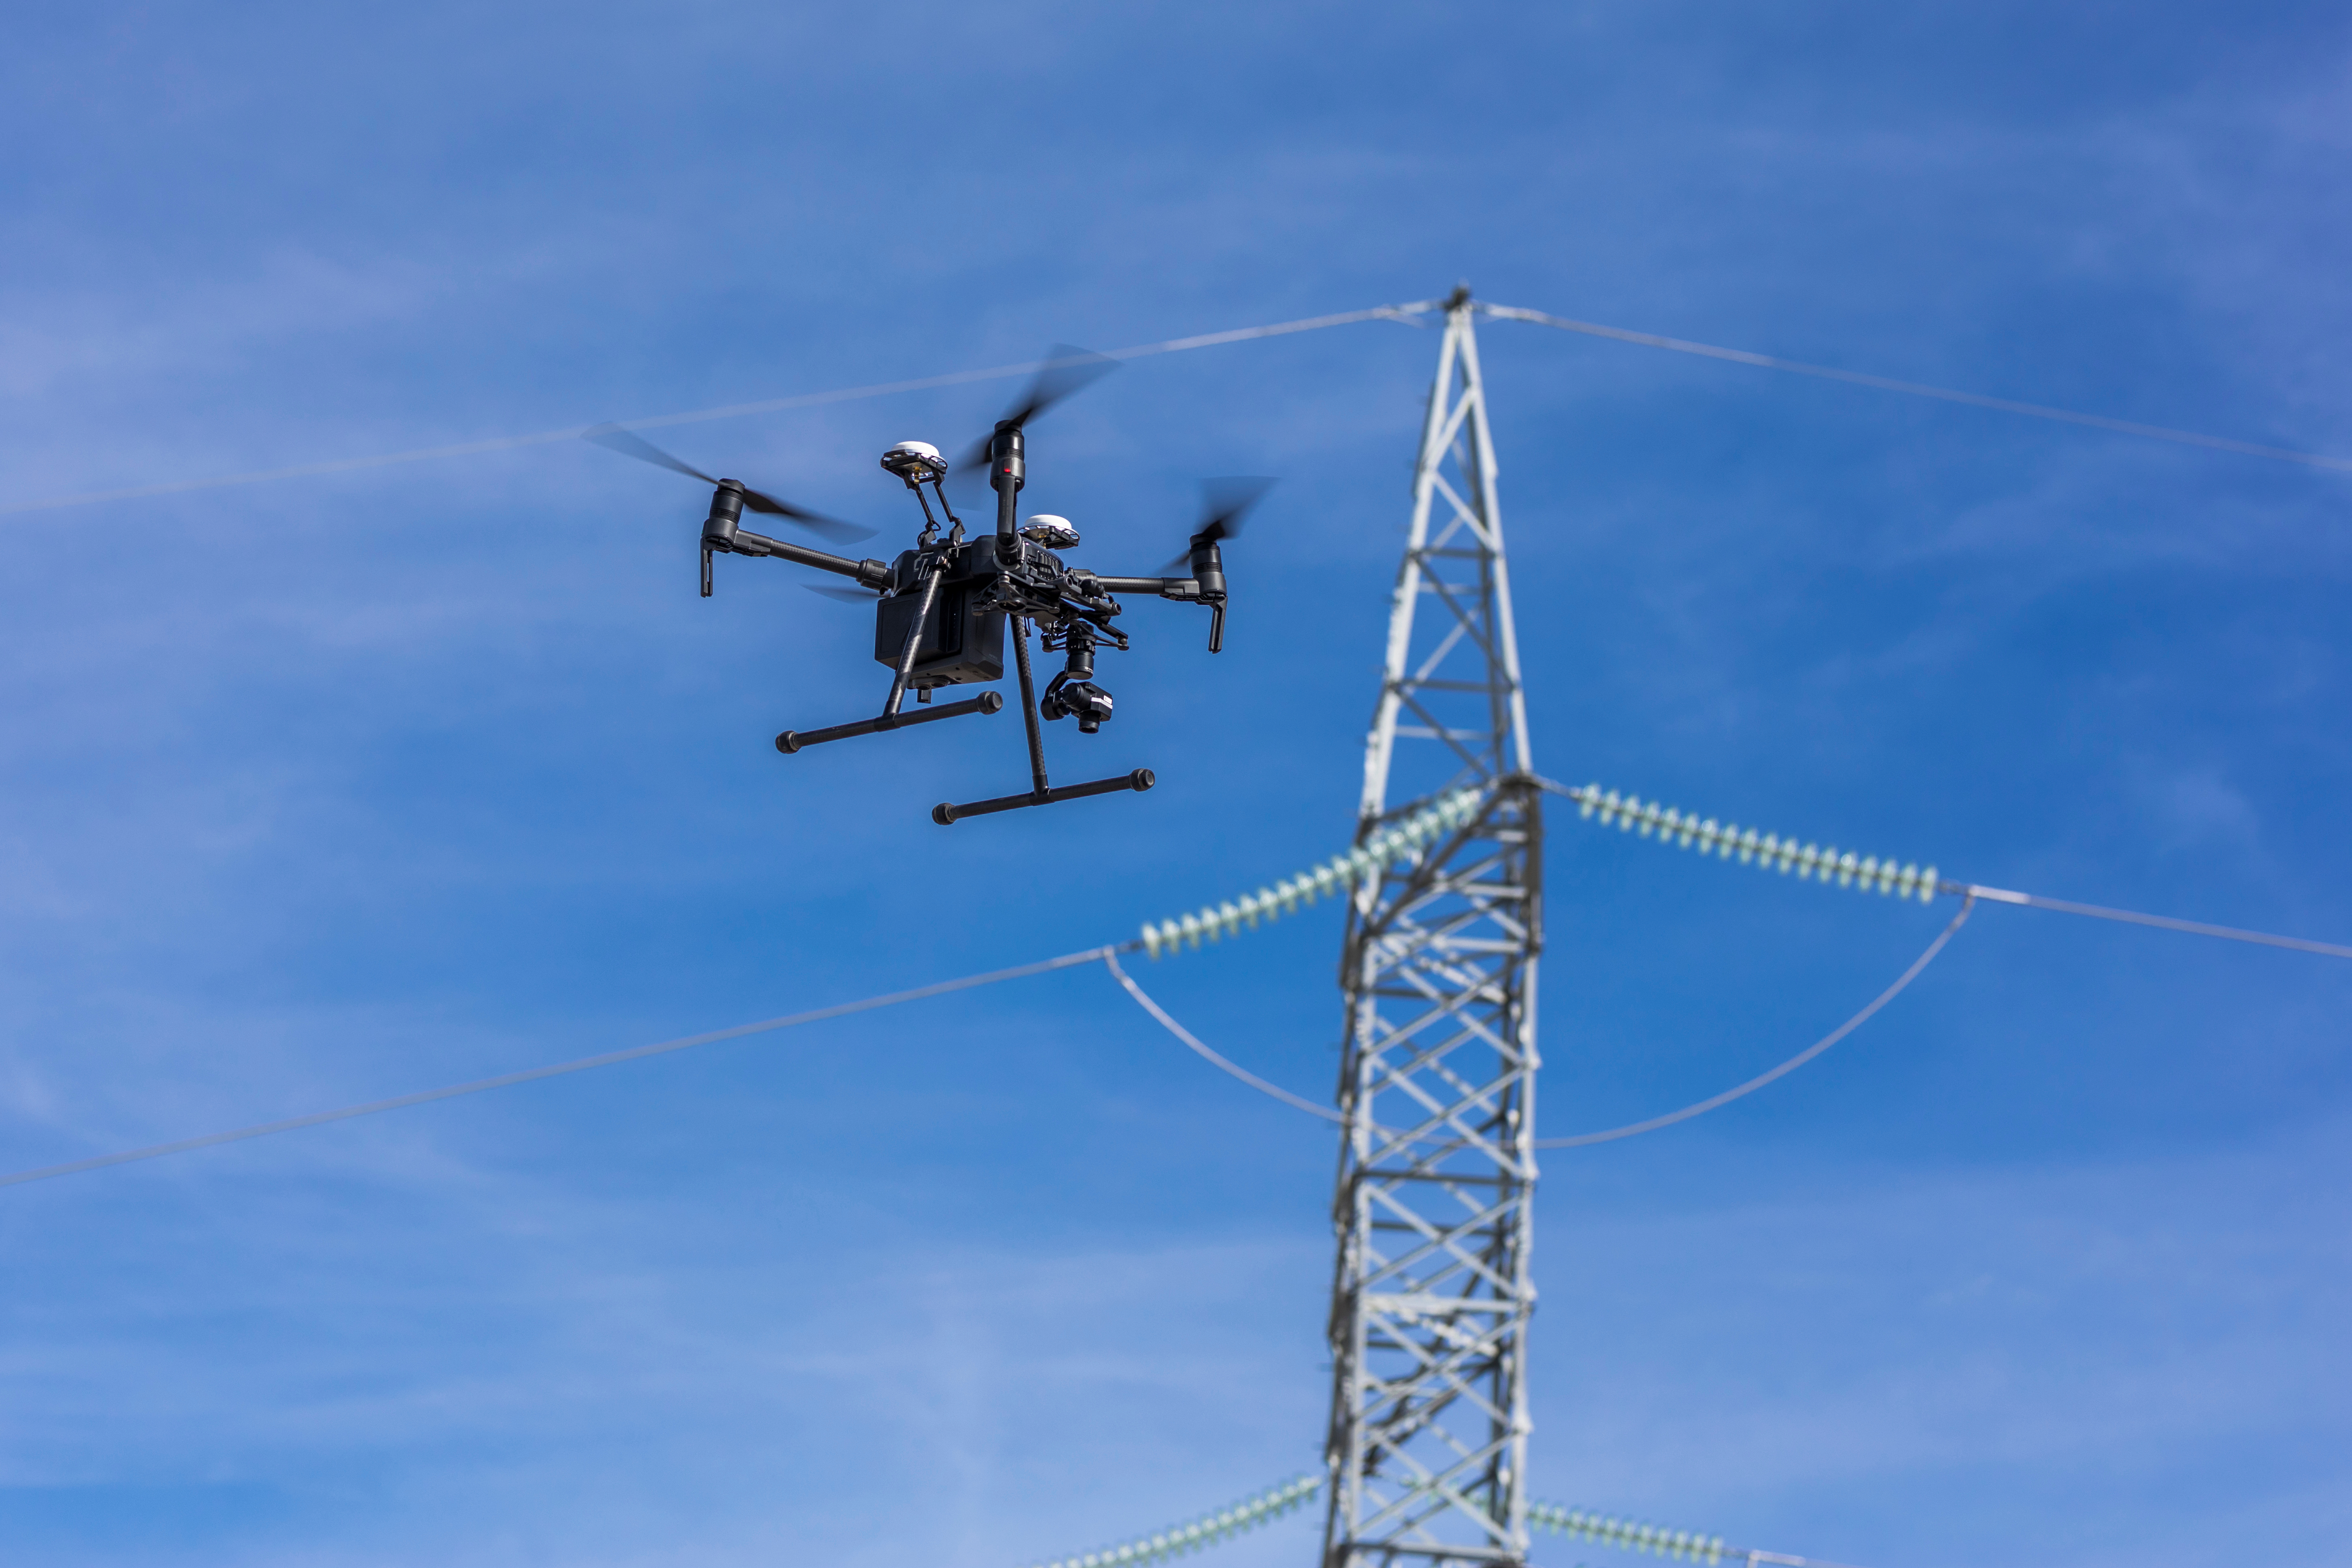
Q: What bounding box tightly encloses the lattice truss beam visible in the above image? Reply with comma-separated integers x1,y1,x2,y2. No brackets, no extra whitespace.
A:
1326,293,1543,1568
1359,295,1532,818
1327,783,1542,1566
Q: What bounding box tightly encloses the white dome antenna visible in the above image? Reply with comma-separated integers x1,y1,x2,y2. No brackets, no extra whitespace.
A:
880,440,948,485
1019,514,1081,548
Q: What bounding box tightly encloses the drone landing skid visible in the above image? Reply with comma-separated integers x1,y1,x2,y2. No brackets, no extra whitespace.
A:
932,769,1155,826
774,691,1004,753
928,610,1157,825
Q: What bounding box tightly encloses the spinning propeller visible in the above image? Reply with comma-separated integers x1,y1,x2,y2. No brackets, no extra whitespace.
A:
1164,477,1275,570
950,346,1120,488
582,424,874,544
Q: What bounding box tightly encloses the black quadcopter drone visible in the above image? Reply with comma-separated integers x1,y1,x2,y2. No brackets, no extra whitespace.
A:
586,349,1264,824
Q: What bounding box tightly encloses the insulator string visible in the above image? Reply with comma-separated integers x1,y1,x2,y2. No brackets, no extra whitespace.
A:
1137,785,1491,958
1013,1471,1878,1568
1552,780,1939,903
1024,1473,1324,1568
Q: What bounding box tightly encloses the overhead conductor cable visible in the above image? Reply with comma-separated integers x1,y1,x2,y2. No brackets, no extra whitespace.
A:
16,291,2348,519
8,779,2346,1190
0,303,1439,517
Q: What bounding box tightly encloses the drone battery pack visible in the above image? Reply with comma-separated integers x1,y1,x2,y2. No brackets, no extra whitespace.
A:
874,583,1005,687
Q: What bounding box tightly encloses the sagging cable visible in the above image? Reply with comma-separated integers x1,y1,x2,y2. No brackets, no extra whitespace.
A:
1025,1474,1324,1568
1560,782,1938,903
1139,786,1489,958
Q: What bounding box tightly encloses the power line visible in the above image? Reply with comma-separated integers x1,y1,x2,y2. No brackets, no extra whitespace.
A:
0,946,1119,1190
0,303,1436,518
1102,951,1343,1123
1482,303,2352,474
15,288,2336,520
1533,895,1972,1149
1961,883,2352,960
1103,898,1974,1149
0,880,1962,1192
11,772,2346,1193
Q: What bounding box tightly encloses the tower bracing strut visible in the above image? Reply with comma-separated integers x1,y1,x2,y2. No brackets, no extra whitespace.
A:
1322,289,1544,1568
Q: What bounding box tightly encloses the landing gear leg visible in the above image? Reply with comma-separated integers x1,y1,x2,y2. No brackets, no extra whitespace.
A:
932,617,1154,825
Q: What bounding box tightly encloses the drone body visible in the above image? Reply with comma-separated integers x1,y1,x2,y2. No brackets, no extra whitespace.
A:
586,354,1260,824
870,535,1006,693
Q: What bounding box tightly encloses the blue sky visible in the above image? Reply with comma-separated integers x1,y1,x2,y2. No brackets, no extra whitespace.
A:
2,2,2349,1565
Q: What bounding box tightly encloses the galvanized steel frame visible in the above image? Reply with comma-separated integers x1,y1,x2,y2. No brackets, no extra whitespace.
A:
1323,294,1544,1568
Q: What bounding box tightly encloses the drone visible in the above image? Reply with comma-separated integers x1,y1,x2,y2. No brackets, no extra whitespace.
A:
586,349,1265,824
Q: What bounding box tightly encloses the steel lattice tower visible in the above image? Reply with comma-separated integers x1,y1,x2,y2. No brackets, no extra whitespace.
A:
1321,288,1543,1568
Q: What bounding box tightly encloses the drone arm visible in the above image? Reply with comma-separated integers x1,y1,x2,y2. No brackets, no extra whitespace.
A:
1091,566,1224,652
1092,575,1200,599
726,529,892,591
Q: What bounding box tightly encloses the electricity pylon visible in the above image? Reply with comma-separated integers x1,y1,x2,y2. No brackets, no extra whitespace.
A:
1322,288,1543,1568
